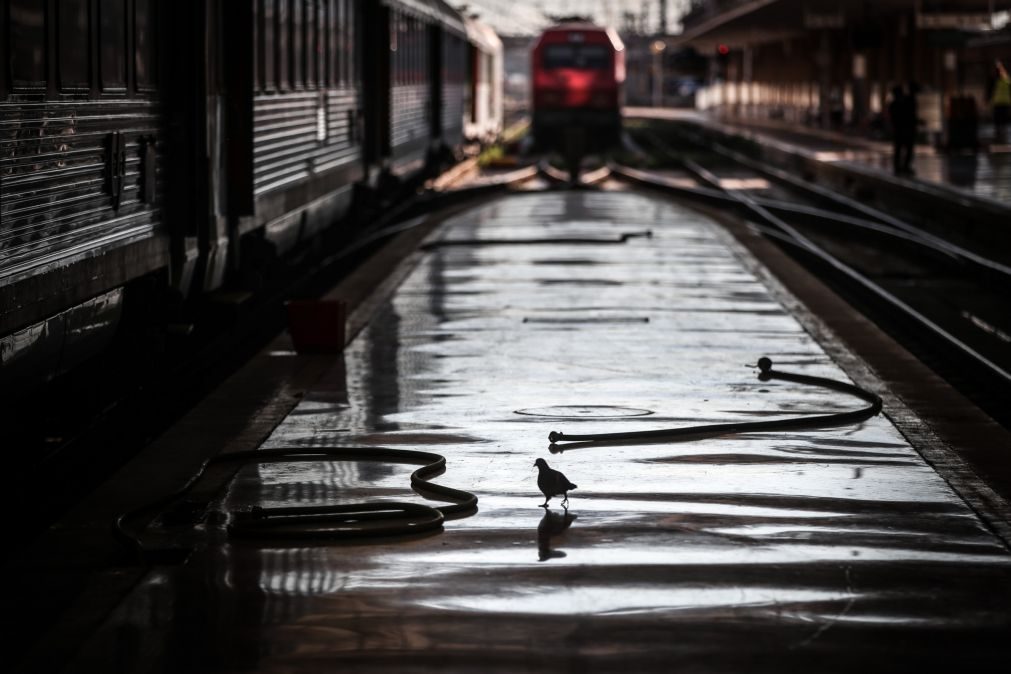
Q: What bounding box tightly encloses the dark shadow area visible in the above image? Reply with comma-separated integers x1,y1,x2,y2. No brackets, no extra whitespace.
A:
537,508,576,561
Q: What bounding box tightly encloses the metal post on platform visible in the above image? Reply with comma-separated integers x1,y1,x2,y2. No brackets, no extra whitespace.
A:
853,52,867,127
818,30,832,128
651,39,666,107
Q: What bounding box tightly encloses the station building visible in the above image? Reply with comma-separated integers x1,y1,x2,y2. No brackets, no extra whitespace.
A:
677,0,1011,146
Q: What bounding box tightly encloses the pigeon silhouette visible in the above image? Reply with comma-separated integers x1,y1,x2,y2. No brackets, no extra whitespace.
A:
534,458,577,508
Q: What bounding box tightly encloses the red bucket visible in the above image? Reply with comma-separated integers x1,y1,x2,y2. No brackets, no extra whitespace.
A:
285,299,347,353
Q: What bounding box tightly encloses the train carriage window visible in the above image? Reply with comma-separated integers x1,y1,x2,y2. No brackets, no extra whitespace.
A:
401,15,408,86
332,0,339,86
135,0,156,90
417,18,424,85
316,0,326,86
404,15,410,85
398,14,406,85
409,16,416,85
303,0,315,87
261,0,275,90
411,16,418,85
276,0,288,90
403,14,410,85
252,0,259,89
291,0,303,88
397,14,405,86
407,15,412,84
543,44,610,70
337,0,345,86
412,17,420,85
406,16,413,85
337,0,347,86
389,11,397,85
0,4,7,96
58,0,90,91
345,0,354,87
325,0,333,86
100,0,127,91
10,0,47,89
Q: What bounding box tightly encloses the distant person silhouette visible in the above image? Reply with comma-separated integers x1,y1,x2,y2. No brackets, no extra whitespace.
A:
992,60,1010,144
889,84,917,176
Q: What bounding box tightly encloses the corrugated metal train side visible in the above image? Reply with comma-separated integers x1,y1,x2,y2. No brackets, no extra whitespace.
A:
0,0,497,395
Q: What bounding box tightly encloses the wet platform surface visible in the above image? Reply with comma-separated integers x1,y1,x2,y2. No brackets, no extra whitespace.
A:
629,107,1011,204
71,191,1011,672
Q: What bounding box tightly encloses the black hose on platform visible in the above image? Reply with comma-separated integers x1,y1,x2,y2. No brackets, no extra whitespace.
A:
114,446,478,561
547,357,881,445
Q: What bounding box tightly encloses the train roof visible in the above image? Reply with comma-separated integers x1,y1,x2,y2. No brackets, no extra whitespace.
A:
465,16,503,54
384,0,467,37
535,24,625,52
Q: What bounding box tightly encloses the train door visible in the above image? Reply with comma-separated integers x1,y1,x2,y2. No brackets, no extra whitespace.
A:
164,0,251,293
161,0,213,293
469,44,479,124
429,25,443,144
361,0,390,176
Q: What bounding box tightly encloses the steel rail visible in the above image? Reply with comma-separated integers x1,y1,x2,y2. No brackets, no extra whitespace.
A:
613,147,969,266
622,132,1011,388
670,126,1011,282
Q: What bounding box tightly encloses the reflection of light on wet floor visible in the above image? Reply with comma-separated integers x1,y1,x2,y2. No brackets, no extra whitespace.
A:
661,177,699,188
397,545,1011,568
813,151,881,162
204,190,1011,660
460,497,854,519
717,178,771,190
258,567,345,596
708,524,981,539
962,310,1011,343
421,587,854,615
822,614,939,626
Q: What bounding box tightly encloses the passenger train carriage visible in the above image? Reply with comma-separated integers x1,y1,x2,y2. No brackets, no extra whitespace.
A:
0,0,502,392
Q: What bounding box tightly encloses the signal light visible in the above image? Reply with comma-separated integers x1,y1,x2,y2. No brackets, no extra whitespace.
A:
717,44,730,56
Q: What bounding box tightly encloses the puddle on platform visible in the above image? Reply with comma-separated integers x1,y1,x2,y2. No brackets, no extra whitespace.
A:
71,190,1011,672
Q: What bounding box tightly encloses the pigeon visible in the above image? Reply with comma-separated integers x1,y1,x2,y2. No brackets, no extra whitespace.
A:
534,458,577,508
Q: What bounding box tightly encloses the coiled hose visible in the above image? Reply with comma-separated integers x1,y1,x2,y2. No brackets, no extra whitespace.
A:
114,446,478,561
548,357,882,445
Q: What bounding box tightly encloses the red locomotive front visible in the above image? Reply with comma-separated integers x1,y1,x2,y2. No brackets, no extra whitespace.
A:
531,23,625,147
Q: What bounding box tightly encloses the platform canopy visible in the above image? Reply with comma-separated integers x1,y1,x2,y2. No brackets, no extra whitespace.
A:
676,0,1008,50
384,0,468,37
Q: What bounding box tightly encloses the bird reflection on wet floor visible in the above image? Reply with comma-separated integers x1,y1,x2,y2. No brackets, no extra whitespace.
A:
537,508,576,561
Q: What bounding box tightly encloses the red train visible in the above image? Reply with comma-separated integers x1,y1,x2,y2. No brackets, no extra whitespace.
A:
531,23,625,148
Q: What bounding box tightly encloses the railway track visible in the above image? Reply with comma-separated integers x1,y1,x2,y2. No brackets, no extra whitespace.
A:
617,124,1011,430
